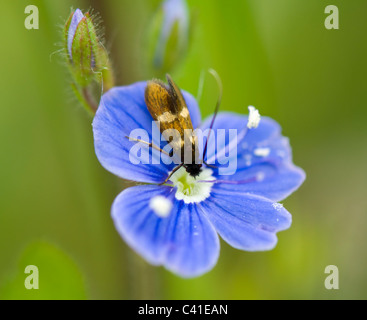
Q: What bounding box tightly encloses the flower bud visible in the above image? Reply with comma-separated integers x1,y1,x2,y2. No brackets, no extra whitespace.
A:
147,0,190,73
64,9,111,87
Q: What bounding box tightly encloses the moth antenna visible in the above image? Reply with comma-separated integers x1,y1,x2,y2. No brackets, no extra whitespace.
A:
202,68,223,162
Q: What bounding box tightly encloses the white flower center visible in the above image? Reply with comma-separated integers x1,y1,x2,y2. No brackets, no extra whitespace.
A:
169,167,215,204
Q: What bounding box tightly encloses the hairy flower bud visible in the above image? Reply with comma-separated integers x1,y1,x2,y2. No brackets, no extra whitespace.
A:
147,0,190,73
64,9,111,88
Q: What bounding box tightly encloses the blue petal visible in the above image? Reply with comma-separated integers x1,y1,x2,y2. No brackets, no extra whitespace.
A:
200,112,305,201
200,112,283,163
93,82,201,183
112,185,219,277
200,187,292,251
216,163,305,202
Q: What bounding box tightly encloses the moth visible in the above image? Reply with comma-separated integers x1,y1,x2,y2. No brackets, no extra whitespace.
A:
129,74,220,185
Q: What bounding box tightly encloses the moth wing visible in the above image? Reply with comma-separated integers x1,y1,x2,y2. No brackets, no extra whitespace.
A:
145,76,196,162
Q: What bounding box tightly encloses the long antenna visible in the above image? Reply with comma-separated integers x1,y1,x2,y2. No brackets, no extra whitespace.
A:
202,68,223,163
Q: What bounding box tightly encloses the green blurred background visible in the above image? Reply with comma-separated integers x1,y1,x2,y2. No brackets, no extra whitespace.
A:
0,0,366,299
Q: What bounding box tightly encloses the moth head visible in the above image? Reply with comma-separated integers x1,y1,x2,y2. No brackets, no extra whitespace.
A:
184,164,202,178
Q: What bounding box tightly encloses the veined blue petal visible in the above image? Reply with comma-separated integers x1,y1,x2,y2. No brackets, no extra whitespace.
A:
216,163,305,202
200,187,292,251
92,82,201,183
200,112,283,164
200,112,305,201
67,9,84,59
112,185,219,278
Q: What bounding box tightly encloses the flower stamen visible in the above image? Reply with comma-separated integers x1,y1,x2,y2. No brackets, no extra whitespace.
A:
247,106,261,129
169,167,215,204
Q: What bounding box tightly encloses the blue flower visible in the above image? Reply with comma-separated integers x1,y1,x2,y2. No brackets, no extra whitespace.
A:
92,81,305,277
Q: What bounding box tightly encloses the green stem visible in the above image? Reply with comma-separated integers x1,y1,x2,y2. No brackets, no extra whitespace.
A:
102,62,115,93
71,83,96,116
82,87,98,113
